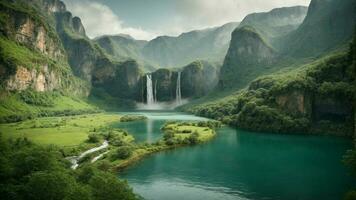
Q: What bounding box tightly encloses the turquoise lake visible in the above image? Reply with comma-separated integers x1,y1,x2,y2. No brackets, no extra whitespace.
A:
114,111,355,200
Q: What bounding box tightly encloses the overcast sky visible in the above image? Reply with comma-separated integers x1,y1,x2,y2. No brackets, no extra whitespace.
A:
63,0,311,40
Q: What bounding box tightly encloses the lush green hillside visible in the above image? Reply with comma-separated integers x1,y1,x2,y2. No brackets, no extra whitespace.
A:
0,0,98,122
184,36,356,135
218,0,355,92
218,6,310,90
93,35,155,72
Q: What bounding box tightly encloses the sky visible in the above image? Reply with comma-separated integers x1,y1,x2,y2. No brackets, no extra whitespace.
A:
63,0,311,40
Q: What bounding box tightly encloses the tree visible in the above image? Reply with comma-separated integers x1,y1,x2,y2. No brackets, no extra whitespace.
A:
89,172,137,200
188,132,199,145
26,171,76,200
115,146,132,159
87,134,100,143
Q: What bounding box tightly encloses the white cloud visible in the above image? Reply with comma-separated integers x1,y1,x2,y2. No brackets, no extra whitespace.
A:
175,0,311,30
62,0,311,40
62,0,158,40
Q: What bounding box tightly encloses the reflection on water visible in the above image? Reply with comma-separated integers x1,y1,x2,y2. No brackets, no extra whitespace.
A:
116,112,355,200
146,118,153,142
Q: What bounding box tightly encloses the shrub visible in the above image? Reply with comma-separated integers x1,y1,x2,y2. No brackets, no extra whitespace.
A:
188,132,199,145
115,146,132,159
87,133,100,143
163,131,174,141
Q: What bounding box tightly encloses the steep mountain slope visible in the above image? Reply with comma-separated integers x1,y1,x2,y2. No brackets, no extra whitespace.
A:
185,36,356,136
240,6,308,43
219,1,355,90
137,60,219,102
280,0,356,57
141,22,239,68
52,2,144,104
219,26,278,89
94,35,146,62
0,0,97,122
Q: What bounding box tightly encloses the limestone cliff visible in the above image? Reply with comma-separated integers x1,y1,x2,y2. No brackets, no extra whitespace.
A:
138,60,219,102
0,0,89,96
219,26,277,89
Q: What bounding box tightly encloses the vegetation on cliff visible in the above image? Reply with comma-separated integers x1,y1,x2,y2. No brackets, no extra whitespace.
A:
184,37,355,135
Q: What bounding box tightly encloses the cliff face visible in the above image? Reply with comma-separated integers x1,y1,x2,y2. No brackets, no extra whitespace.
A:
92,59,142,99
187,45,355,136
138,60,219,102
0,2,65,60
0,0,89,96
181,61,219,98
219,26,277,89
281,0,356,57
151,69,176,102
5,66,60,92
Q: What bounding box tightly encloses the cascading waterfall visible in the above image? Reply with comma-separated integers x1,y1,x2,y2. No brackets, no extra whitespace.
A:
146,74,155,105
176,71,182,105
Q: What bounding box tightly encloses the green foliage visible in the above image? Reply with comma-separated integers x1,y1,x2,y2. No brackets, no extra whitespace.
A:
87,133,100,143
0,136,138,200
89,171,137,200
115,146,132,159
188,131,199,145
120,115,147,122
344,190,356,200
18,90,58,107
0,36,48,72
343,150,356,175
26,171,76,200
0,91,98,123
186,43,355,135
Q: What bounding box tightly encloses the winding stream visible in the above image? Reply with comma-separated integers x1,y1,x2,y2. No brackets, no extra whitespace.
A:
68,140,109,169
113,111,355,200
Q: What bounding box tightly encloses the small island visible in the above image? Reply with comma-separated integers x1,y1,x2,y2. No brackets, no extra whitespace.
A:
120,115,147,122
88,120,222,171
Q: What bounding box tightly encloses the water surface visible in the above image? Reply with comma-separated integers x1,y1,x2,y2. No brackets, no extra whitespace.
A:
117,111,354,200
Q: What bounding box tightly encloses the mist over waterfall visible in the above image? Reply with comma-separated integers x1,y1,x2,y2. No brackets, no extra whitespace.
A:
137,72,187,110
146,74,155,105
176,71,182,105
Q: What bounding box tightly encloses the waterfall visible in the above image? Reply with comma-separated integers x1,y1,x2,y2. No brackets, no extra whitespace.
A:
176,71,182,105
146,74,154,105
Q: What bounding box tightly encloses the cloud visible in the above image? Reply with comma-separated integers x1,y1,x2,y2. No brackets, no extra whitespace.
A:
62,0,311,40
175,0,311,30
62,0,158,40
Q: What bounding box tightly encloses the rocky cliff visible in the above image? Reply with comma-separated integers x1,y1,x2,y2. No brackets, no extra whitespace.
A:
138,60,219,102
186,43,355,136
280,0,356,57
0,0,89,96
219,26,277,89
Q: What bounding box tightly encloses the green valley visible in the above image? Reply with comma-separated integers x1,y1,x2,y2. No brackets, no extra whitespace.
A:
0,0,355,199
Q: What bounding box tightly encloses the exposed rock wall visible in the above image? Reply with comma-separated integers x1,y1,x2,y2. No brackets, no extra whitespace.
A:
5,66,60,92
219,26,277,89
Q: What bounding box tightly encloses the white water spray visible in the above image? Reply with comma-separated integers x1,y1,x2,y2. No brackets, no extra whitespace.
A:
176,71,182,105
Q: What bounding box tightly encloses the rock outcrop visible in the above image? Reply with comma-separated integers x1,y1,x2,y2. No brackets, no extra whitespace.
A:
0,0,89,96
219,26,277,89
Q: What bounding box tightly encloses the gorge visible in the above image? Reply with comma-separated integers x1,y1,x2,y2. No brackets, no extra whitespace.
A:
0,0,355,200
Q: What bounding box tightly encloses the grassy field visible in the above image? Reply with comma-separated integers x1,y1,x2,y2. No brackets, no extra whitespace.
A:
163,123,216,142
0,113,120,146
